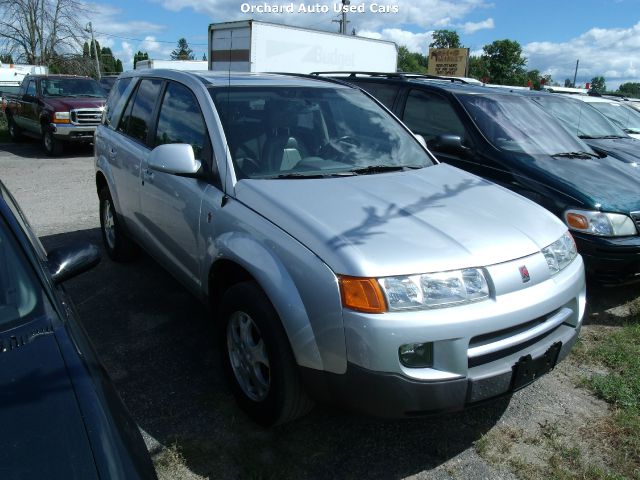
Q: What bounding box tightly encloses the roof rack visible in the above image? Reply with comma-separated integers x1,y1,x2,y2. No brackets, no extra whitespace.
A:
310,71,473,84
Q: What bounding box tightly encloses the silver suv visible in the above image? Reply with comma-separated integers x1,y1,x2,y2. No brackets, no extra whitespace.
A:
95,70,586,425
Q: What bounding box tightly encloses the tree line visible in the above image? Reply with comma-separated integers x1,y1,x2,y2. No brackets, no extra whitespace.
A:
399,29,638,97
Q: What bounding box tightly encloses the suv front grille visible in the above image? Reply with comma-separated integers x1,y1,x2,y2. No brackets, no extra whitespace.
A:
70,108,103,126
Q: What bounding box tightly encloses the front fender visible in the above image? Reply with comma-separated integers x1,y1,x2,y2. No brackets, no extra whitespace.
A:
211,231,346,374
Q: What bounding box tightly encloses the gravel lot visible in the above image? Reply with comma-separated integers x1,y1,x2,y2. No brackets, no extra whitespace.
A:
1,140,637,479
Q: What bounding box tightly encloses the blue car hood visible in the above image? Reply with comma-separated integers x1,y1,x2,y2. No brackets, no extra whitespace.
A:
584,137,640,164
0,317,98,479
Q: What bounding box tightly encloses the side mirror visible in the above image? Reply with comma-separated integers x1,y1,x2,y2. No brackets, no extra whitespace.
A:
48,243,101,284
148,143,202,177
428,134,470,155
414,133,427,149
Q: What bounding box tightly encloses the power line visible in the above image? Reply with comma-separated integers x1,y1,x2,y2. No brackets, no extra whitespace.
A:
93,30,208,46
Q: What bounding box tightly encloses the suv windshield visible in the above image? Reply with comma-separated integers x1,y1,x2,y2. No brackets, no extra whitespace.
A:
531,95,627,139
41,78,106,98
589,102,640,134
459,93,594,156
210,86,433,179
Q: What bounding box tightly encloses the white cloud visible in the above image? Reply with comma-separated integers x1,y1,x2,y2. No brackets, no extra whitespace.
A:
459,17,494,34
524,22,640,89
359,28,433,54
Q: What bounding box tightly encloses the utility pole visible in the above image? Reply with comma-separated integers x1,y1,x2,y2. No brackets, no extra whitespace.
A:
572,59,579,88
332,0,351,34
86,22,101,79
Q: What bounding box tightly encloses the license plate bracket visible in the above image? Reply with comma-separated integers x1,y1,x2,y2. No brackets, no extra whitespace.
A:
511,341,562,391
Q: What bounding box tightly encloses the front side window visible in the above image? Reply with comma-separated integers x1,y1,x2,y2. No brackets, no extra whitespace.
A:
352,82,400,109
119,78,163,144
402,89,468,143
210,86,432,179
25,80,36,97
459,93,593,156
155,82,206,160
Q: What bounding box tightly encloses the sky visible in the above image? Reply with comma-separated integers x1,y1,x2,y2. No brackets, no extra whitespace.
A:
86,0,640,89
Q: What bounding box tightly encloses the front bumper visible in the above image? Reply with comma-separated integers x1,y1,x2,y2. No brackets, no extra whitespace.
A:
302,253,585,417
573,232,640,285
50,123,97,143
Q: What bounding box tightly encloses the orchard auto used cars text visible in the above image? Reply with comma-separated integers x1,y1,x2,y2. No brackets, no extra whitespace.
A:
240,2,399,13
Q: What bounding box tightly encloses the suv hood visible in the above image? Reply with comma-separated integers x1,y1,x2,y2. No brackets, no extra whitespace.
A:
585,137,640,164
516,152,640,213
45,97,105,111
235,164,566,277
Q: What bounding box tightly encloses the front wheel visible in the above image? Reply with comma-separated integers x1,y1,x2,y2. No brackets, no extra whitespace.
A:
42,129,64,156
7,116,23,142
99,187,139,261
221,282,313,426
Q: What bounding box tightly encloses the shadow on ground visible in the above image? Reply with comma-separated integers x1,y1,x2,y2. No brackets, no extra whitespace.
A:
584,280,639,326
43,228,510,480
0,139,93,158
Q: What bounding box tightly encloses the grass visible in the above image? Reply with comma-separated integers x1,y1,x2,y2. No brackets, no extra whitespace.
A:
581,322,640,479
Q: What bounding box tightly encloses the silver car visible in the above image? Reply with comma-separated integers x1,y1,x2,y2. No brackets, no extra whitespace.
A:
95,70,585,425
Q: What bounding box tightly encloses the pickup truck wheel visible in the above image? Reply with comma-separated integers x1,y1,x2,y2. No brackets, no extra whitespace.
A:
42,129,64,156
8,116,23,142
99,187,139,261
221,282,313,426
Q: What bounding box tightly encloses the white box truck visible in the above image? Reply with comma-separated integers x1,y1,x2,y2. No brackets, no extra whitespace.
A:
208,20,397,73
135,59,208,70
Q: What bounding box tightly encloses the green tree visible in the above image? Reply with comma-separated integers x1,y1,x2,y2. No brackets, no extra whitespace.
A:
618,82,640,98
397,46,427,73
480,39,527,85
468,55,488,82
590,76,606,93
523,69,553,90
115,58,123,73
82,41,90,57
429,30,461,49
170,38,194,60
133,50,148,69
0,53,13,63
201,53,206,61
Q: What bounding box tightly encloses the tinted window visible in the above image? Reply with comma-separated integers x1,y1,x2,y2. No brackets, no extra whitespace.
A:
353,82,399,109
402,89,467,142
155,82,206,160
25,80,36,97
105,77,133,129
119,78,163,144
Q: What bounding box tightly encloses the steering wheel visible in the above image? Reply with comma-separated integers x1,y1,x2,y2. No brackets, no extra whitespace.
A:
317,136,361,162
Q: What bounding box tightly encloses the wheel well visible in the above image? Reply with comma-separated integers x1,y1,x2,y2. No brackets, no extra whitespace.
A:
208,260,254,314
96,172,108,196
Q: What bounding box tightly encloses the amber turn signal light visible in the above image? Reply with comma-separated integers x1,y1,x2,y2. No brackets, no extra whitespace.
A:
566,212,589,230
338,275,386,314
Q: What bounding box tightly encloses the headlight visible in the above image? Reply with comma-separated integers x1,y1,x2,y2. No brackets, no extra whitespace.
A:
53,111,70,123
565,209,637,236
542,232,577,275
379,268,489,310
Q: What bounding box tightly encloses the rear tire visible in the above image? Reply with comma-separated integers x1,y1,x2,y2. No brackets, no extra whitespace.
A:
42,128,64,156
221,281,313,426
7,116,23,142
99,187,139,261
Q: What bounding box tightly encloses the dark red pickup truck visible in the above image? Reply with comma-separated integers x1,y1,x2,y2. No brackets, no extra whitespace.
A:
5,74,107,156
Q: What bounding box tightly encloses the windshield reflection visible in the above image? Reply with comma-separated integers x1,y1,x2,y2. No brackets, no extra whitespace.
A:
459,93,595,156
590,102,640,134
210,86,432,179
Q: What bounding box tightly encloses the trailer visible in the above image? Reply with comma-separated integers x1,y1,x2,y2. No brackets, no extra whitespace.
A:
135,59,208,70
208,20,397,73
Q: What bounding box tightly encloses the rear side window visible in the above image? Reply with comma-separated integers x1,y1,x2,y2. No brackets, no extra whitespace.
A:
352,82,399,109
155,82,206,160
104,77,133,129
118,78,163,145
25,80,36,97
402,89,467,142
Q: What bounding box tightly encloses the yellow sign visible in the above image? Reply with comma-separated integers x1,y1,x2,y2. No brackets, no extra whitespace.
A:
427,48,470,77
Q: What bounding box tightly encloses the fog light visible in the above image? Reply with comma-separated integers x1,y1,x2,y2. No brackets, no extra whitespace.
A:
399,342,433,368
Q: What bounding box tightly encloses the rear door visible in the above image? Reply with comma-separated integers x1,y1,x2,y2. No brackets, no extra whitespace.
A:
139,80,223,291
15,78,38,133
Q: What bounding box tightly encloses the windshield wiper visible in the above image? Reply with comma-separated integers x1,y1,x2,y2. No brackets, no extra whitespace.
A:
349,165,421,175
551,151,600,159
579,135,627,139
273,172,355,179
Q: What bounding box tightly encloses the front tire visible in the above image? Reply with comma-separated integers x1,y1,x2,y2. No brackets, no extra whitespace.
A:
7,116,23,142
221,282,313,426
99,187,139,261
42,128,64,156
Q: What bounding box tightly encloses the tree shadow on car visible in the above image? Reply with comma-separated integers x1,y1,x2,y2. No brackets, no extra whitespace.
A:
42,228,511,480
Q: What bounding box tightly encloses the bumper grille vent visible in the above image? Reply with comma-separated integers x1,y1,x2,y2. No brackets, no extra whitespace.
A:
70,108,103,126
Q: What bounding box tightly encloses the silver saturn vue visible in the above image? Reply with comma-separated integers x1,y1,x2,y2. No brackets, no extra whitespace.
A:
95,70,585,425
